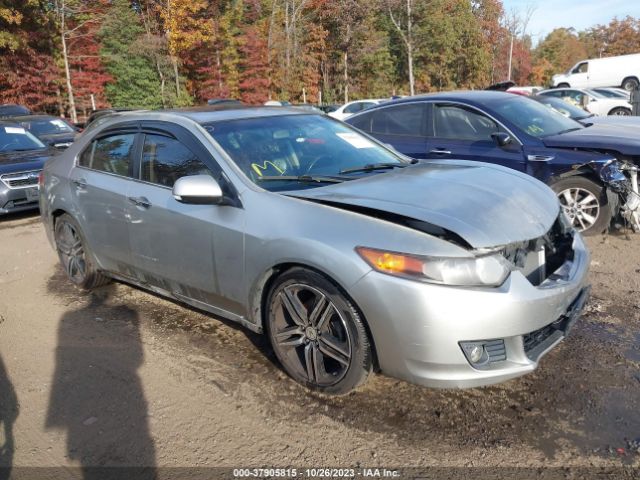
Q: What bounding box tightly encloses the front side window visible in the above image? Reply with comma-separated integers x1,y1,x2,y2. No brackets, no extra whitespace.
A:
79,133,135,176
141,134,211,187
573,62,588,74
434,105,498,141
371,104,425,136
203,114,407,192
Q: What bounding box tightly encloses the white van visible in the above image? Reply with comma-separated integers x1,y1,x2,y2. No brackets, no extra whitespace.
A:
552,53,640,91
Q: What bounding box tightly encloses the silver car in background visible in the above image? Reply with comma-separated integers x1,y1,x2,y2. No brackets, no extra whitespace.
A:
40,108,590,394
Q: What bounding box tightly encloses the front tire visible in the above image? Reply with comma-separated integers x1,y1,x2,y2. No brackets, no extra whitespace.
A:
622,77,639,91
551,177,611,235
54,214,110,289
266,267,372,395
608,107,631,116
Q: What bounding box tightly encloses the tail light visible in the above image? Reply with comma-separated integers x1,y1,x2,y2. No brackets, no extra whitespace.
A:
38,171,44,187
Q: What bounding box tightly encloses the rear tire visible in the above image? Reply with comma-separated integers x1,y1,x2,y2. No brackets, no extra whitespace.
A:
551,177,611,235
622,77,639,91
265,267,372,395
557,83,570,88
608,107,631,116
54,214,110,290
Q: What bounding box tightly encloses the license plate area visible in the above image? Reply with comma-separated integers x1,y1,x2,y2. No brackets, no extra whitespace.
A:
25,186,39,202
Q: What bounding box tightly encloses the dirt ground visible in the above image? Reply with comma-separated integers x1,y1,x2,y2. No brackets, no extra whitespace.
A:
0,212,639,479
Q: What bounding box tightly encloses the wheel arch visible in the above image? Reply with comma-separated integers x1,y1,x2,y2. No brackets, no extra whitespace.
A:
250,262,380,371
621,76,639,88
608,106,631,116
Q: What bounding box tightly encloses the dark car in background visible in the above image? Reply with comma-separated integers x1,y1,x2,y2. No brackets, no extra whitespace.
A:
13,115,78,149
347,91,639,234
0,121,52,215
0,104,31,118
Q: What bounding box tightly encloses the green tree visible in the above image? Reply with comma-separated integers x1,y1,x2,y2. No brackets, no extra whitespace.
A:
415,0,491,91
99,0,163,108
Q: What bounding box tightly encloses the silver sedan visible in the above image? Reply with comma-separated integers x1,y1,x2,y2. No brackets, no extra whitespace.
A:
40,108,590,394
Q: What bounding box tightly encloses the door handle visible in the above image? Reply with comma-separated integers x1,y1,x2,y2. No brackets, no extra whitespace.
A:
128,196,151,209
429,149,452,155
72,178,87,189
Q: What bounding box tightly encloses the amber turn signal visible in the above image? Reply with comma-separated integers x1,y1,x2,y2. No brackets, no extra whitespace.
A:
356,247,424,276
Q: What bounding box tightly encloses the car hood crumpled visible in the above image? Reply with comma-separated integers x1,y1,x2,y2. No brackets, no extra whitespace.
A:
542,124,640,156
289,161,559,249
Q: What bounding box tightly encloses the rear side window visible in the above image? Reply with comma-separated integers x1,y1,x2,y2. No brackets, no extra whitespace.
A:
78,133,135,176
371,104,425,136
141,134,211,188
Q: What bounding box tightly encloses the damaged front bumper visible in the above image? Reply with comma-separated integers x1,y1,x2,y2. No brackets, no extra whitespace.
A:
349,229,591,389
589,159,640,231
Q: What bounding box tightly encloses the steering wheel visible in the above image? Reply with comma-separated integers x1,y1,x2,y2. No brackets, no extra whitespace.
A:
305,155,336,175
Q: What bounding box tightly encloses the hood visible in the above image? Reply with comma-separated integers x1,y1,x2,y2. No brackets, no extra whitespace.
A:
0,148,51,175
542,124,640,155
289,161,559,249
587,116,640,129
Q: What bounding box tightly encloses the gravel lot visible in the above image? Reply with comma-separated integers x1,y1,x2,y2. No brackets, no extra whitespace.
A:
0,212,639,479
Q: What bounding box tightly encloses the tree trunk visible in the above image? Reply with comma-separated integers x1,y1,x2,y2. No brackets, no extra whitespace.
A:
343,51,349,104
172,57,180,97
406,0,415,96
60,0,77,123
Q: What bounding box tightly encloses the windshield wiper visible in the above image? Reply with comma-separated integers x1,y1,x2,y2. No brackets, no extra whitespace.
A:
554,127,583,135
257,175,346,184
339,162,408,174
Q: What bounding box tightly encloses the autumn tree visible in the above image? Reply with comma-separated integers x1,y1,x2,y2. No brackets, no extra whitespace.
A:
0,1,59,112
580,16,640,58
533,28,588,85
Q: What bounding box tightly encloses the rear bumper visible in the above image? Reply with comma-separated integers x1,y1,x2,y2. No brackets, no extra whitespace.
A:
349,232,591,389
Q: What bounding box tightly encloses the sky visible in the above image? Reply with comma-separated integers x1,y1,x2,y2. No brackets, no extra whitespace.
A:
502,0,640,42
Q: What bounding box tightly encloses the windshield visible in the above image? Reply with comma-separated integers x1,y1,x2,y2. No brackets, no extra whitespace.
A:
534,96,591,120
493,96,584,138
24,118,74,136
0,125,47,153
203,114,407,191
593,88,628,99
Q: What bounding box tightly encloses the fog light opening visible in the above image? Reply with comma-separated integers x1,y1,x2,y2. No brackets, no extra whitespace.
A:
459,340,500,368
469,345,484,363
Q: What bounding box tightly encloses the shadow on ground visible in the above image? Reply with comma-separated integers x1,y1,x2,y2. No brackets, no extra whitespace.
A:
0,354,18,480
44,281,156,479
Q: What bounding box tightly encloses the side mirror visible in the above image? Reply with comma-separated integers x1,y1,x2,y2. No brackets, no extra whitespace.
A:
172,175,223,205
491,132,512,147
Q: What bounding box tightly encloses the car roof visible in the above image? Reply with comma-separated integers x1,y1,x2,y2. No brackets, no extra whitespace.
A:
102,105,310,126
352,91,519,111
0,119,21,126
9,114,59,122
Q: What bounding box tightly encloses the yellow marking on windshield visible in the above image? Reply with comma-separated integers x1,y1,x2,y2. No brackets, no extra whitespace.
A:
251,161,285,176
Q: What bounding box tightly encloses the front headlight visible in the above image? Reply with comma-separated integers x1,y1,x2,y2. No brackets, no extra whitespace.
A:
356,247,511,287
